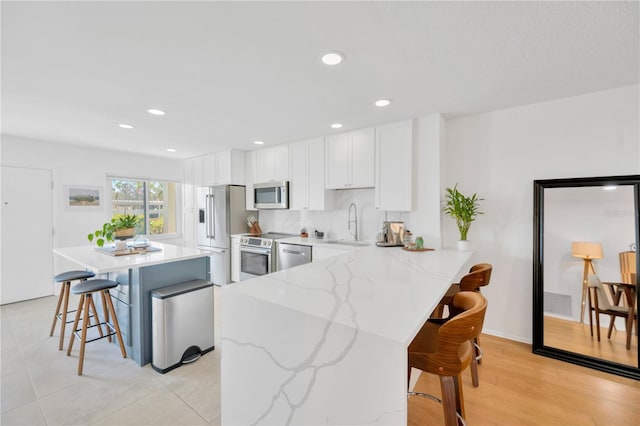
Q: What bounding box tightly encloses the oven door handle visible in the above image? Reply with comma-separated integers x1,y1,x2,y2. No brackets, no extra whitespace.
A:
282,249,306,255
240,246,270,255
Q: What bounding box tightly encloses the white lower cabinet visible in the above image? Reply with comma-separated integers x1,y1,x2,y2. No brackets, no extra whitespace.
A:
375,120,413,211
231,236,241,282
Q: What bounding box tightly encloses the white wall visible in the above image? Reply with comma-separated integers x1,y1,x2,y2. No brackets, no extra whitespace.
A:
1,135,184,273
443,85,639,342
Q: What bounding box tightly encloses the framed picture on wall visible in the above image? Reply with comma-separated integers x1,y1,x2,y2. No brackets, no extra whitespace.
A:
64,185,102,209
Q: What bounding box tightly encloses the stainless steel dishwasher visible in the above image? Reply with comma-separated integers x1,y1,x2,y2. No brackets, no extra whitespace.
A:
275,242,312,271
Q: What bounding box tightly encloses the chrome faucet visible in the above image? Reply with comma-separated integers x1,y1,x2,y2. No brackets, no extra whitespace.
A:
348,203,358,241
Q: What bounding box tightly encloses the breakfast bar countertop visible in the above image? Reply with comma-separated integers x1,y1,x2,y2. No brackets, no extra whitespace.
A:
53,242,210,274
221,245,472,425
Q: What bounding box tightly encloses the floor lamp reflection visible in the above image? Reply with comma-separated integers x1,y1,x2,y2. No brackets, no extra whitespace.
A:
572,241,603,324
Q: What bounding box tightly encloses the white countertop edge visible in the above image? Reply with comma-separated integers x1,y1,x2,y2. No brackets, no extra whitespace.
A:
223,246,472,346
53,242,211,274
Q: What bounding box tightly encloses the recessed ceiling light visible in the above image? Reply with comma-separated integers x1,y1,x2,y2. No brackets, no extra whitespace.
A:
321,51,344,66
166,148,176,152
147,108,166,116
375,99,391,107
330,123,343,129
603,185,617,191
254,140,264,145
118,123,133,129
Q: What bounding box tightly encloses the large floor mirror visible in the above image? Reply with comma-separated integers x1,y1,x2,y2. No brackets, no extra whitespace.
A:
533,175,639,380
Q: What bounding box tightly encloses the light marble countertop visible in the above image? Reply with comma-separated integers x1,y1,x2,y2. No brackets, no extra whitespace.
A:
221,245,472,425
53,242,211,274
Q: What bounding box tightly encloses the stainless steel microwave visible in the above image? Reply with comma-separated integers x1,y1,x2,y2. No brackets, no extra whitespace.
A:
254,181,289,209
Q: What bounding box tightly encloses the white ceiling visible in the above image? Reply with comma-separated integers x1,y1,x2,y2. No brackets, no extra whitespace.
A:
2,1,638,159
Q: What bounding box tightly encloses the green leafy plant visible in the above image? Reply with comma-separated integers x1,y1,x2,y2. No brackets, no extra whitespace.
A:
87,218,118,247
88,214,142,247
114,213,140,229
442,183,483,241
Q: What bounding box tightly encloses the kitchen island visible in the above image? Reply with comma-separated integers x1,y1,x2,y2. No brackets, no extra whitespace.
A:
53,242,211,366
221,245,471,425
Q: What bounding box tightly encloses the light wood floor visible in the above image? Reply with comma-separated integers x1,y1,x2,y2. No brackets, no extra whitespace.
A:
544,315,637,367
408,334,640,426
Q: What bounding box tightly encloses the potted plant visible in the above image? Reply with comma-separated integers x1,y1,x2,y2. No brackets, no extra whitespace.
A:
442,183,483,250
88,214,141,247
114,213,140,239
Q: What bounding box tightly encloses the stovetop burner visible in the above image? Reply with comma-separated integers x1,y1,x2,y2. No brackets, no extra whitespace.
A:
239,232,297,249
259,232,296,239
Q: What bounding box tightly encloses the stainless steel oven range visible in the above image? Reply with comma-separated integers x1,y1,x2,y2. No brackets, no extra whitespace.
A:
239,233,293,281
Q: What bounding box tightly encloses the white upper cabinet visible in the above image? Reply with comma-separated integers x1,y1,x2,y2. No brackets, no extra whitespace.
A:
245,150,257,210
375,120,413,211
255,145,289,183
198,149,245,186
325,127,375,189
290,138,333,210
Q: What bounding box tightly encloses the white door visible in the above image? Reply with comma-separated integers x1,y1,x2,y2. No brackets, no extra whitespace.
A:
1,166,53,304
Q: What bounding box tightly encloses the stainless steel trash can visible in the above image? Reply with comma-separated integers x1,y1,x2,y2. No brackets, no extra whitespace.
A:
151,279,214,373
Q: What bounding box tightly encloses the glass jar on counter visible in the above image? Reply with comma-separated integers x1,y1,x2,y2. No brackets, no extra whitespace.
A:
403,230,413,247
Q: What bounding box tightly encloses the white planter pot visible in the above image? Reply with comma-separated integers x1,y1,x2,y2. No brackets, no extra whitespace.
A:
457,240,472,251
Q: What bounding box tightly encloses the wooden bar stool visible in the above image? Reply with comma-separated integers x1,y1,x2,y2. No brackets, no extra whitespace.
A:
430,263,492,372
409,292,488,426
50,270,96,350
66,279,127,375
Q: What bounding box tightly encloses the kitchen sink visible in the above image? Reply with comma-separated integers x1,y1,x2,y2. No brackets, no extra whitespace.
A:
325,239,371,247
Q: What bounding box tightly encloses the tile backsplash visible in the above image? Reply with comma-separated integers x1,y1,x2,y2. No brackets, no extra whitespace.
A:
258,188,410,242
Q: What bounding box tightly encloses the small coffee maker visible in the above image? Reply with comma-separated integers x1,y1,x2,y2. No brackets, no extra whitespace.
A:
376,221,405,247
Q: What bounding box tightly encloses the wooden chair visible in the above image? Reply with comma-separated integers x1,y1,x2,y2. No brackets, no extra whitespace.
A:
619,251,636,285
587,275,636,350
431,263,492,368
408,291,488,426
431,263,492,318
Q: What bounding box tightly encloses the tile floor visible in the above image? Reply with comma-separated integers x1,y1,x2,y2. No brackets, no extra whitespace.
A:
1,288,222,426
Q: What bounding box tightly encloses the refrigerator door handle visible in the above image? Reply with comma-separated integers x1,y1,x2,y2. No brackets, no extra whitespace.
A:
204,195,209,238
209,193,216,239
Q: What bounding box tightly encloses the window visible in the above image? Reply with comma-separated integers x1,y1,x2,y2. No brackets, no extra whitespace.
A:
111,178,178,236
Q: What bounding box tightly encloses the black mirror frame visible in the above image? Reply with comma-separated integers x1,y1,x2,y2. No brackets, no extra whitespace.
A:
533,175,640,380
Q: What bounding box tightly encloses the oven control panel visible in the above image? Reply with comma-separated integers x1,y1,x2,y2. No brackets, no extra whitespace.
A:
240,237,272,248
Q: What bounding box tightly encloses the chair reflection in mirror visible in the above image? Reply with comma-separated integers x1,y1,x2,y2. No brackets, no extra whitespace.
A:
587,275,637,350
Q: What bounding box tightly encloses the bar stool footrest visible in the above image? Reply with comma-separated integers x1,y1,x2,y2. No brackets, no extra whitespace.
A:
407,392,467,426
57,309,94,324
72,321,118,344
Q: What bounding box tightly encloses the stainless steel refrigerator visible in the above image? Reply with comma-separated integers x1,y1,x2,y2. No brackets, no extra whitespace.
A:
197,185,252,285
